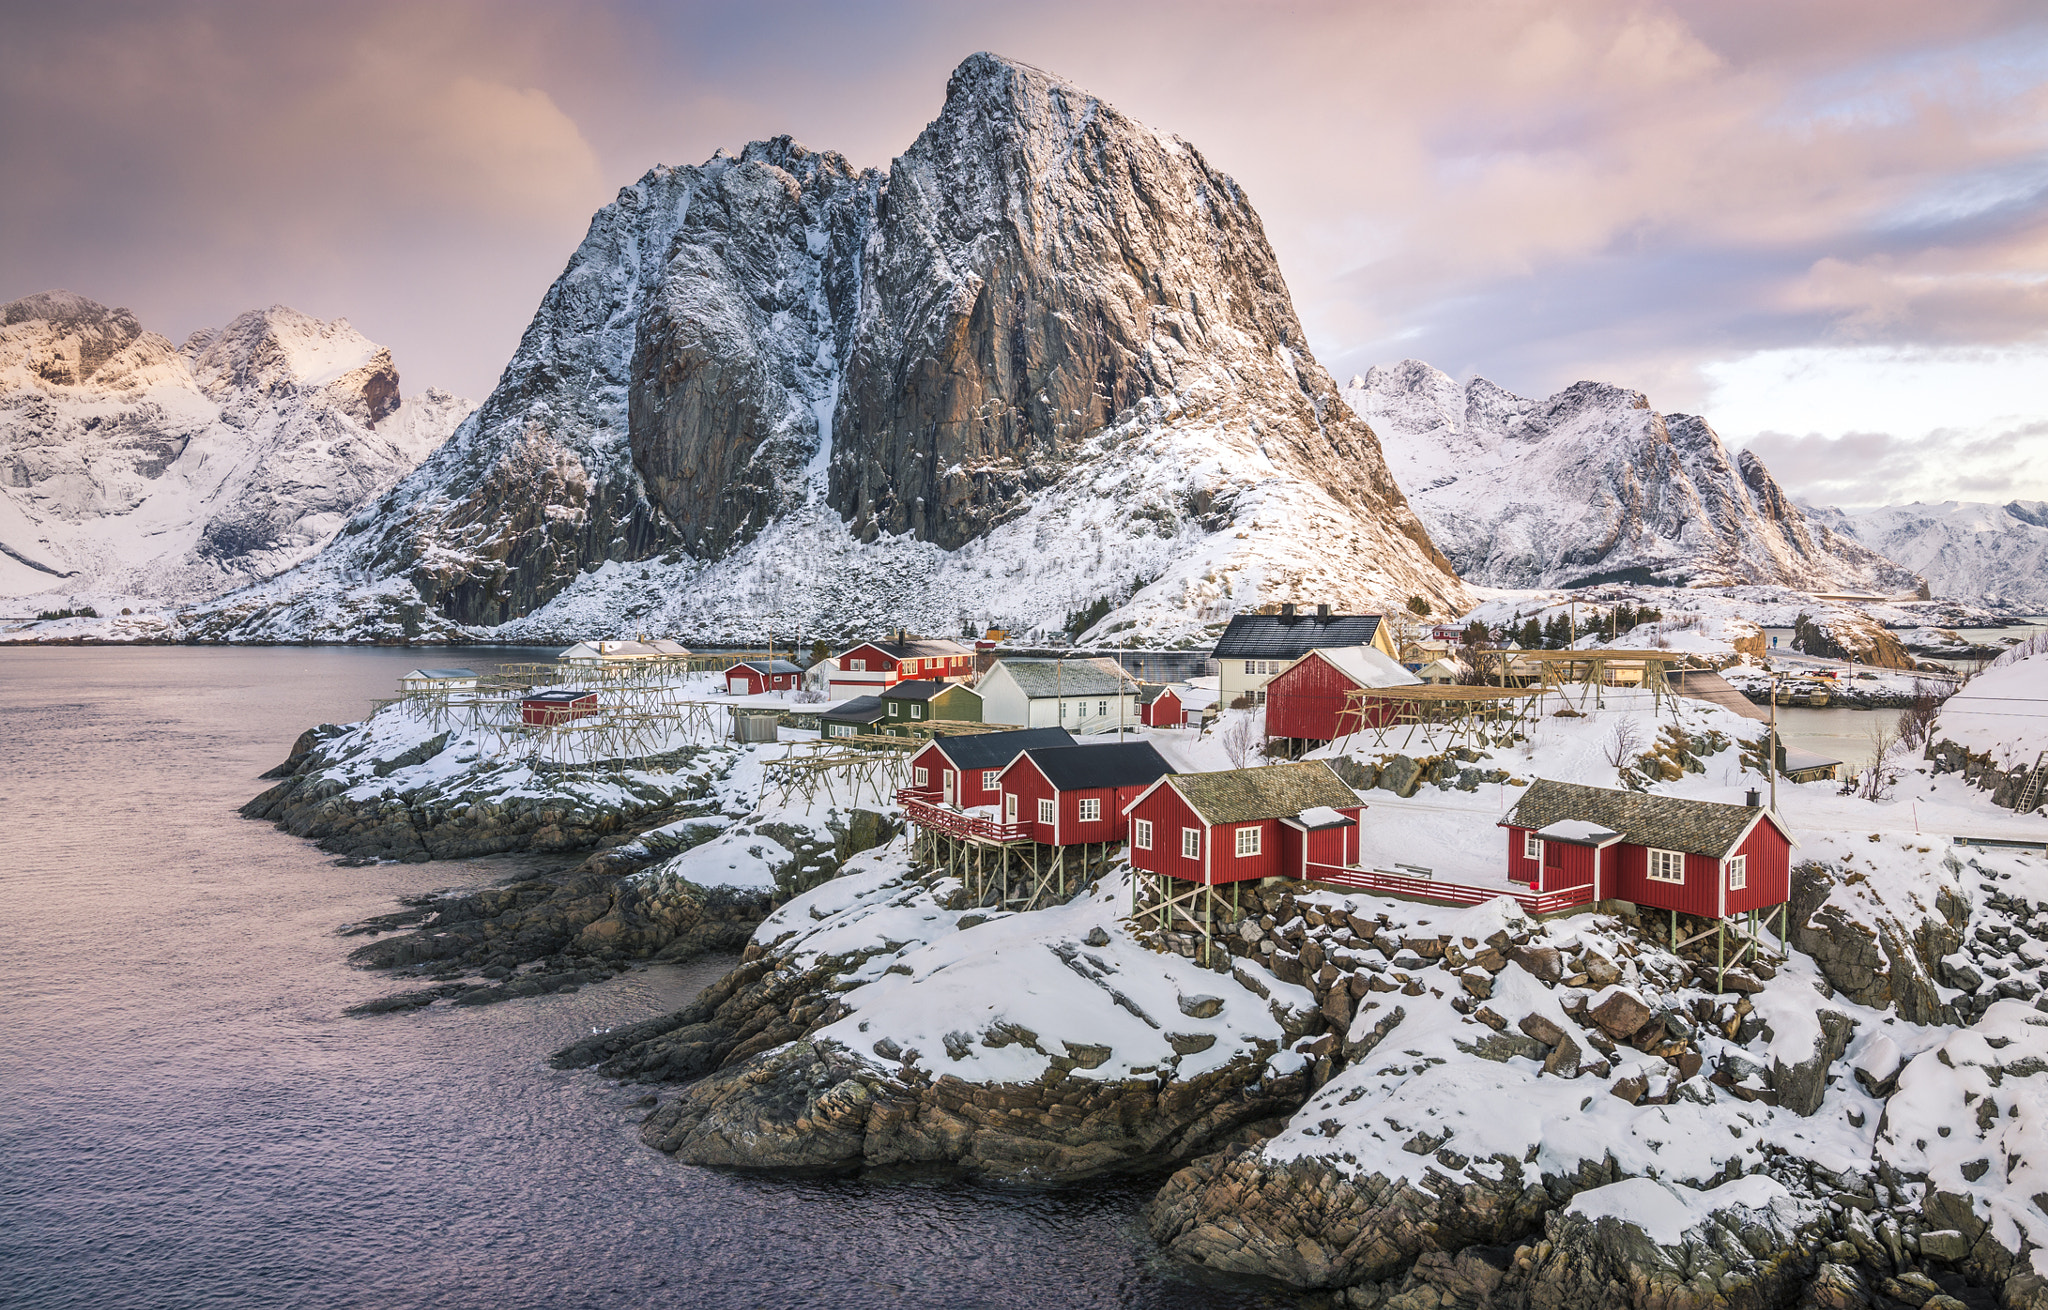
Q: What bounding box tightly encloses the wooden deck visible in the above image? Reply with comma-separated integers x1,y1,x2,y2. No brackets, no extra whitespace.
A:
1303,861,1594,915
896,791,1032,844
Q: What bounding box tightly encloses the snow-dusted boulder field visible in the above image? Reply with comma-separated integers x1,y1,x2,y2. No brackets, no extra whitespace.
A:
0,290,469,607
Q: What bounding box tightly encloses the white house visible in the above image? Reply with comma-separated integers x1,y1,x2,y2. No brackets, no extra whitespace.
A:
975,657,1140,734
558,638,691,665
398,667,479,694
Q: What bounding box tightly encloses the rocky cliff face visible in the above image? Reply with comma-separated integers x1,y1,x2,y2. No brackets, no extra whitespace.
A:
1808,499,2048,608
192,54,1462,644
1344,360,1922,594
0,291,468,601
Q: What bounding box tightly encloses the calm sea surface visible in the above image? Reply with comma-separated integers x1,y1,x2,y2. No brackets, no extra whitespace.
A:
0,647,1280,1310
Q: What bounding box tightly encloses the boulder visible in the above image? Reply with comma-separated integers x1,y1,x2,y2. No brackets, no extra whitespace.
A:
1587,988,1654,1040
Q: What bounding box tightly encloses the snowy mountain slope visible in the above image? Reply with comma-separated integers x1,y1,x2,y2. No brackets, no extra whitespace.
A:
0,291,470,601
188,53,1464,644
1807,500,2048,608
1343,360,1921,594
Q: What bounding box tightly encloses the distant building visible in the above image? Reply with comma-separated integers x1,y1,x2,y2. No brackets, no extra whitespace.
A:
1212,607,1395,706
817,695,888,740
398,667,479,694
521,689,600,726
975,657,1139,733
877,680,983,736
558,639,690,665
1137,683,1184,728
723,658,806,696
826,636,976,699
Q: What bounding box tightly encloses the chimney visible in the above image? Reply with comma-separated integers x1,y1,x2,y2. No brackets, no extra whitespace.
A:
1280,602,1295,618
1317,603,1330,619
1745,788,1761,808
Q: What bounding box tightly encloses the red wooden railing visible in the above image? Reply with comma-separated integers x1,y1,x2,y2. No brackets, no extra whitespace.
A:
896,791,1032,844
1303,862,1594,914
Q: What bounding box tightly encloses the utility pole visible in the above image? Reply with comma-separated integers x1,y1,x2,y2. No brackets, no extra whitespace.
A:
1768,672,1779,811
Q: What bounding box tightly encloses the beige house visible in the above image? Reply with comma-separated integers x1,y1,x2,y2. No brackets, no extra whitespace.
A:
1211,607,1398,706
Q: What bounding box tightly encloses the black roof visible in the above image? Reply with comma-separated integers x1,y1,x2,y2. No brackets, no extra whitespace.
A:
729,658,805,676
1015,741,1175,791
1136,682,1175,705
930,727,1075,770
818,695,887,724
1212,612,1383,660
881,679,971,702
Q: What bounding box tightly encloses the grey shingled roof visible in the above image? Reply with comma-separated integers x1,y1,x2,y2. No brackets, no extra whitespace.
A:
993,657,1137,698
1168,762,1361,825
1212,613,1383,660
1136,682,1174,705
851,637,972,661
1502,779,1779,859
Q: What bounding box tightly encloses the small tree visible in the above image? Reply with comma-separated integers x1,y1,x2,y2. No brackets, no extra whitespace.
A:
809,638,830,666
1604,718,1645,774
1406,595,1432,618
1519,617,1543,650
1542,613,1572,649
1859,719,1905,802
1898,679,1945,752
1222,708,1266,769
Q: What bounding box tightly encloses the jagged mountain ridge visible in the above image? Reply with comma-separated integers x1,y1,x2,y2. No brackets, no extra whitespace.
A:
0,291,470,601
1342,360,1923,594
1806,500,2048,608
192,53,1464,644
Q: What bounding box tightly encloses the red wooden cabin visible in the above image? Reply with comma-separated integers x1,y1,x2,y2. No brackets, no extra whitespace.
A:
1264,646,1422,749
1137,684,1184,728
521,689,600,726
724,658,805,696
1122,762,1364,885
997,742,1174,846
1501,779,1794,915
902,727,1076,808
827,636,975,698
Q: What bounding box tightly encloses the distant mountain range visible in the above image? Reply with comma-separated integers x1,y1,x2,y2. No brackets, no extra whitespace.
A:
0,291,470,603
1342,360,1924,596
1805,500,2048,610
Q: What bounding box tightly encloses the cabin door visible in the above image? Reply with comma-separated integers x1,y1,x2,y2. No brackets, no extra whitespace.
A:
1542,842,1563,891
942,771,956,805
1004,793,1017,824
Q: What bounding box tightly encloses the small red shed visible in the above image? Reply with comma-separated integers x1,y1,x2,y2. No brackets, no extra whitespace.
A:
1264,646,1422,749
1500,779,1795,917
903,727,1077,808
1138,684,1184,728
521,689,600,726
724,658,805,696
1122,762,1364,885
997,742,1174,846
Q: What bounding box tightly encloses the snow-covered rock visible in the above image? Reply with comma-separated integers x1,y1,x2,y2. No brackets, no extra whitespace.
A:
1344,360,1921,594
1812,500,2048,608
0,290,469,602
184,53,1464,645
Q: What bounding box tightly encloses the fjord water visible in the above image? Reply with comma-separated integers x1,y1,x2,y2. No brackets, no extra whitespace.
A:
0,648,1267,1310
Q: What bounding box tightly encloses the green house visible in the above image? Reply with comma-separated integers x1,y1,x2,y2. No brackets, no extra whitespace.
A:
878,680,984,737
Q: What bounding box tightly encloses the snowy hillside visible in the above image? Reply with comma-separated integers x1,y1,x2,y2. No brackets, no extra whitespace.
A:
1809,500,2048,608
0,291,470,603
1344,360,1920,594
185,53,1464,646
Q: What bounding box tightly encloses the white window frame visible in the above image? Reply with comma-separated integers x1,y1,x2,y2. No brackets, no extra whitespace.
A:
1098,700,1108,716
1133,818,1153,850
1059,702,1068,718
913,767,928,787
1037,798,1055,824
911,704,923,719
1524,831,1542,860
982,770,999,791
849,658,865,672
887,701,899,716
1004,793,1017,823
1235,825,1262,857
1726,854,1747,890
1182,827,1201,858
1647,847,1686,884
1078,797,1101,822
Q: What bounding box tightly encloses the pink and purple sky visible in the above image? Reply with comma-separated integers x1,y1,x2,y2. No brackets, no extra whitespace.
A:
4,1,2044,507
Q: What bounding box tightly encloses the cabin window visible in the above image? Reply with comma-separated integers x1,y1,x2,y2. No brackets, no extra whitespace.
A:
911,705,923,719
1235,826,1262,857
1098,700,1108,716
1523,831,1541,861
1727,855,1747,890
1133,819,1152,850
887,702,899,716
1647,848,1686,884
849,658,865,671
1079,798,1100,822
913,767,928,788
1037,798,1055,824
982,770,999,790
1182,827,1201,858
1251,690,1267,706
1060,702,1068,718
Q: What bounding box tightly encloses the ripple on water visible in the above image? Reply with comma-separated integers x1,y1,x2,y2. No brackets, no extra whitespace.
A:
0,647,1281,1309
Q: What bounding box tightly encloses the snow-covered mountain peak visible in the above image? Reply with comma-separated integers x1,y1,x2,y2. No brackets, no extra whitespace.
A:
186,306,399,429
1344,364,1921,593
1809,499,2048,606
0,293,469,602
